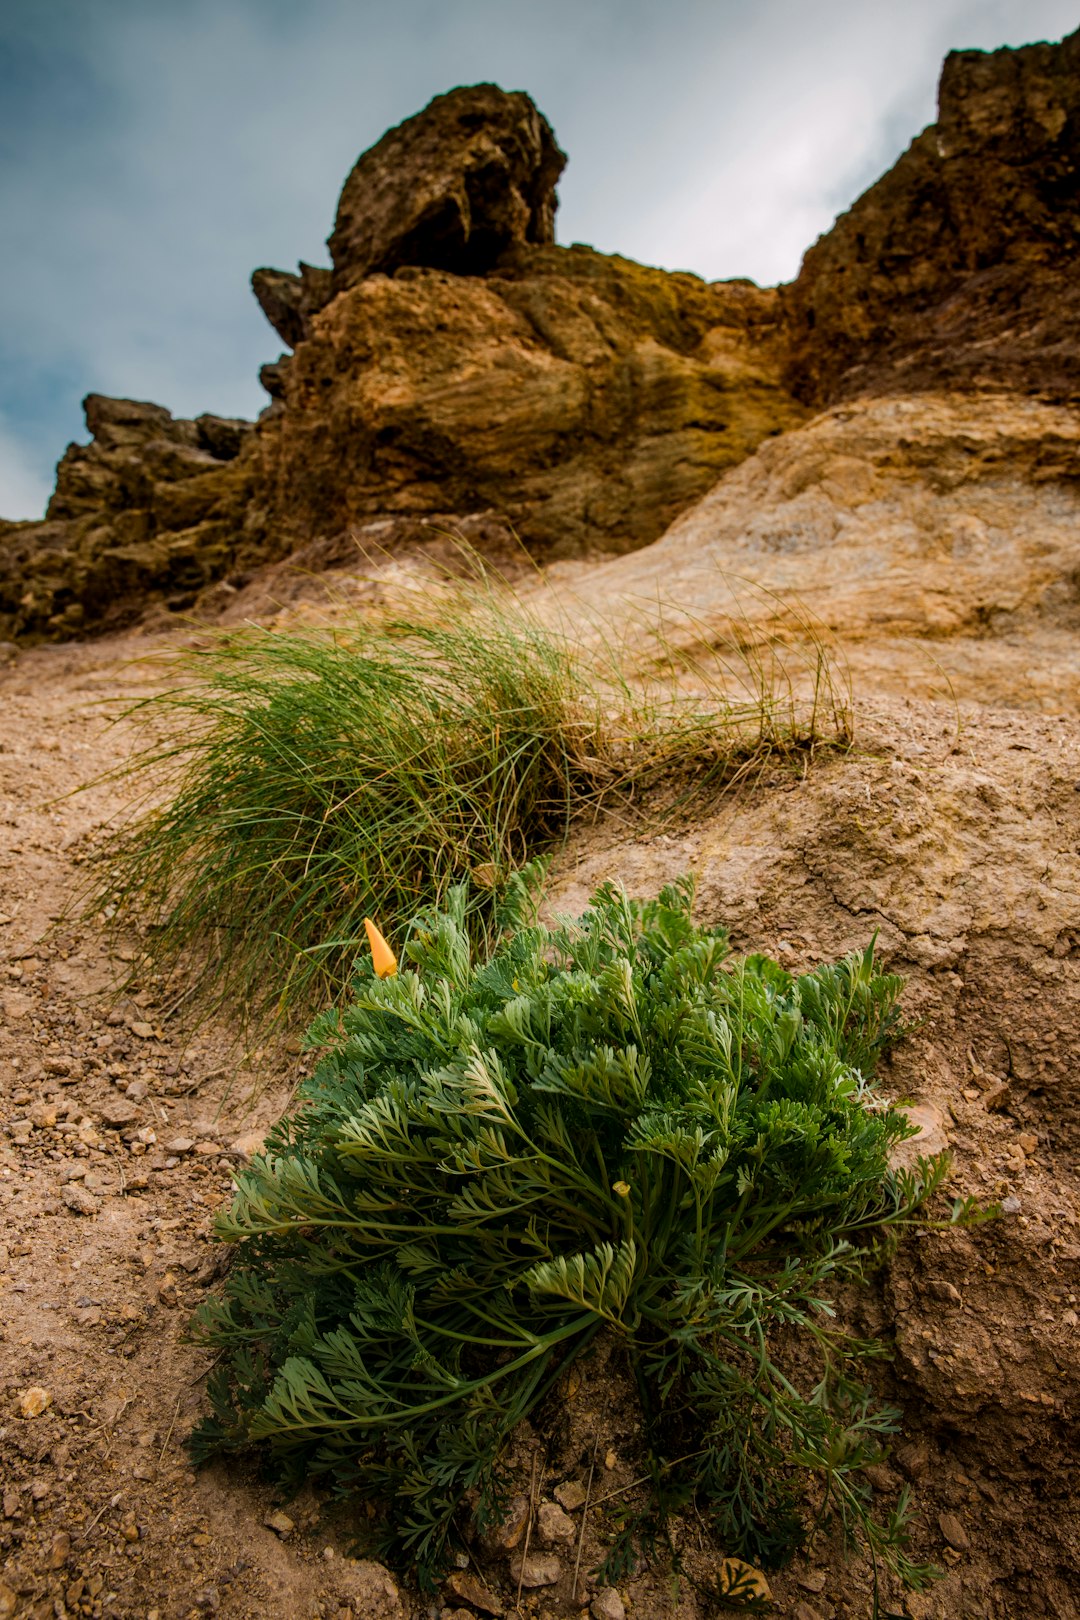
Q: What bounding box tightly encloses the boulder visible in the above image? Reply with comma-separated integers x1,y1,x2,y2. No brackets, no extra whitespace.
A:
328,83,566,288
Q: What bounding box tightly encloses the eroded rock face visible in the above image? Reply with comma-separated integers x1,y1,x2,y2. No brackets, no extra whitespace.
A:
544,390,1080,712
250,263,333,350
251,247,805,558
0,396,257,639
328,83,566,287
5,33,1080,643
784,28,1080,403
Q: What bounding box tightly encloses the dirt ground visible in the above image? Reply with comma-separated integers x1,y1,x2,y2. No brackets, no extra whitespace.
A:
3,619,1080,1620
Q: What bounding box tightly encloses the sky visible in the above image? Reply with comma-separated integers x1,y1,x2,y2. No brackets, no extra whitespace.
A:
1,0,1076,520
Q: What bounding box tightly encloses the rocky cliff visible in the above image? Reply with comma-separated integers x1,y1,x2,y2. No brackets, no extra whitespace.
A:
2,35,1078,642
784,29,1080,404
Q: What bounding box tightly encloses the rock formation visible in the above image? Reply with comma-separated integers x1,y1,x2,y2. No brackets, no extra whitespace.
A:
2,29,1078,642
0,397,255,638
249,248,803,562
543,390,1080,714
328,83,566,286
784,30,1080,404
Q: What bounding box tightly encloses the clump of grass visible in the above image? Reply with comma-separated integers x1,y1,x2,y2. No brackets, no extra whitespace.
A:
191,874,987,1599
91,578,848,1027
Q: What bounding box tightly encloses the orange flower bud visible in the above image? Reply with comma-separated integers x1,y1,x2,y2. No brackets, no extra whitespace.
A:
363,918,398,978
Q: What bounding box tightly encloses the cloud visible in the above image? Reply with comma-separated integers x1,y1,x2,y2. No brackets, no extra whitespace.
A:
0,417,52,521
0,0,1076,518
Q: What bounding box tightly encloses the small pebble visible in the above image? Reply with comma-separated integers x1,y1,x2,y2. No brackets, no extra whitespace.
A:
509,1552,561,1588
938,1511,971,1552
62,1183,100,1216
17,1386,52,1418
537,1501,576,1546
554,1479,588,1512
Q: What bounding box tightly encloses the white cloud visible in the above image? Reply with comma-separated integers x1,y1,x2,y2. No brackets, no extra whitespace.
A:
0,419,51,521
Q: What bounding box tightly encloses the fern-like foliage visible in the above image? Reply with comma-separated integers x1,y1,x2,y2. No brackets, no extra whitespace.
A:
191,869,969,1589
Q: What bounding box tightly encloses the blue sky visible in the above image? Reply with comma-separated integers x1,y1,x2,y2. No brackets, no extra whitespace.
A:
1,0,1076,519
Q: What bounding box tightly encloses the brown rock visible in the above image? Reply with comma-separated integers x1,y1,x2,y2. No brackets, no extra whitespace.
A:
251,264,333,350
938,1511,971,1552
1,392,254,642
894,1441,932,1480
784,29,1080,406
553,1479,588,1512
537,1501,576,1546
889,1103,950,1171
328,84,565,288
508,1552,562,1588
331,1560,404,1618
797,1569,827,1594
717,1559,771,1602
255,248,803,562
17,1385,51,1418
445,1570,504,1614
49,1531,71,1567
98,1098,140,1128
482,1492,529,1553
591,1591,626,1620
259,356,292,400
62,1184,100,1216
263,1508,295,1538
229,1130,268,1159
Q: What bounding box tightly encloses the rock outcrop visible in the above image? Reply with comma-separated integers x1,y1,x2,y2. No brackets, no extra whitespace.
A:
3,30,1079,643
0,396,256,637
541,390,1080,713
251,263,333,351
249,247,804,559
328,83,566,287
784,30,1080,404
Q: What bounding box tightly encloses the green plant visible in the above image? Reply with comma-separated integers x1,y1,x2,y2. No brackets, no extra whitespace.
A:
90,592,608,1026
89,580,846,1028
192,872,979,1594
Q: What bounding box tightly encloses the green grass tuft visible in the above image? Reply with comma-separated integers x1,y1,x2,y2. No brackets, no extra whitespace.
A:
190,874,986,1595
90,582,848,1029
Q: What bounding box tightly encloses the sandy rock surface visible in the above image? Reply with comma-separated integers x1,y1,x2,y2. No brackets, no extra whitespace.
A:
541,388,1080,713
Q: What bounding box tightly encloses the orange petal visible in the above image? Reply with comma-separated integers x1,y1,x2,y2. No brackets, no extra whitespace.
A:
363,918,398,978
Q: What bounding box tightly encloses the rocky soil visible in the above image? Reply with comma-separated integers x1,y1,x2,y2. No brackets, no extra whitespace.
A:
3,575,1080,1618
4,21,1080,1620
